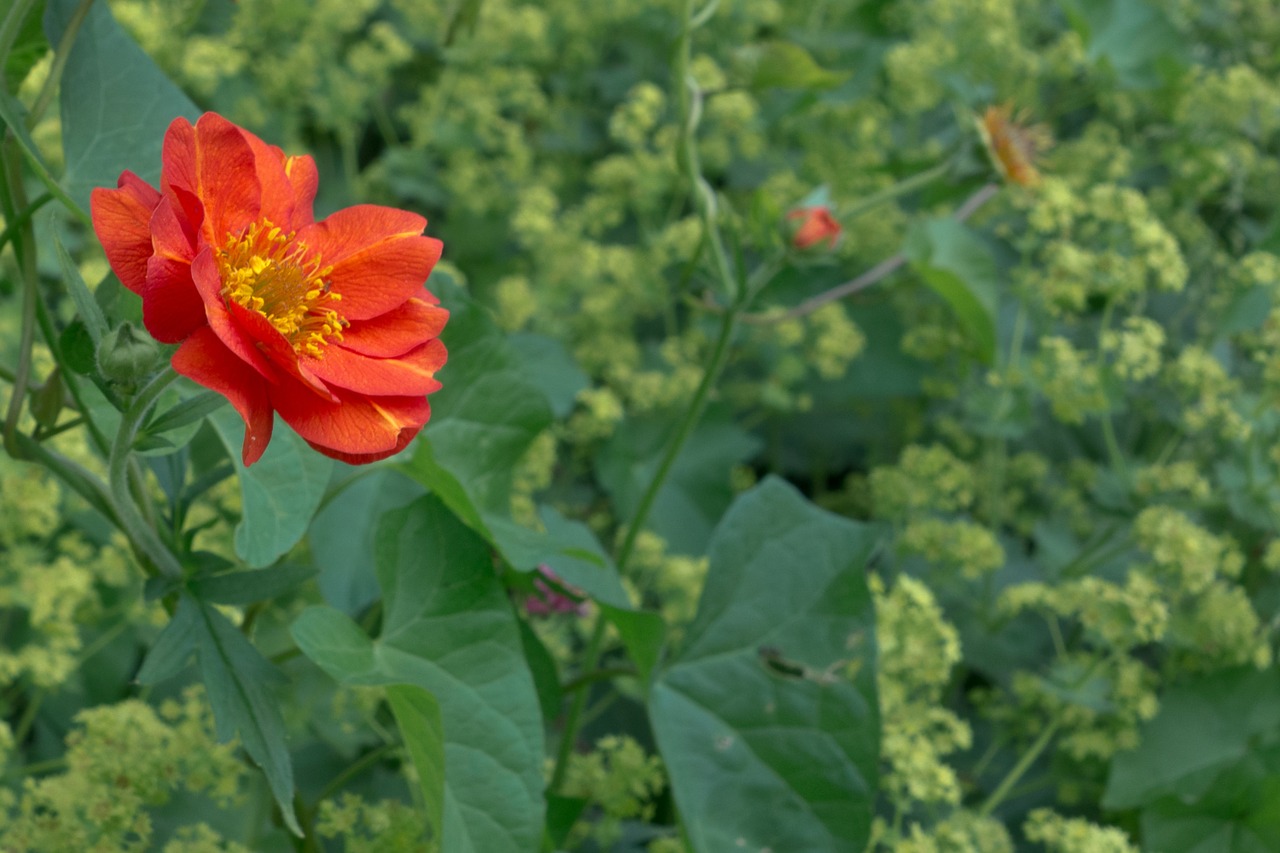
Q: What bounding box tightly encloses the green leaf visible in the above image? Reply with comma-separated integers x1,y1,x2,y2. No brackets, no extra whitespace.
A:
58,319,97,375
905,218,1000,366
5,0,48,89
1140,742,1280,853
186,595,300,835
508,332,589,419
597,415,762,555
210,408,332,568
600,604,665,687
189,564,317,607
386,684,446,846
135,597,199,685
1104,667,1280,810
407,284,553,514
307,468,425,614
144,391,226,438
292,496,545,852
518,619,563,725
44,0,199,212
648,477,879,852
52,224,109,345
745,41,851,90
1062,0,1187,89
485,507,631,609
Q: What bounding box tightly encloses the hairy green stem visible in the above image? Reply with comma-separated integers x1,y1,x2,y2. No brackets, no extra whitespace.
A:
108,368,184,578
1,140,39,459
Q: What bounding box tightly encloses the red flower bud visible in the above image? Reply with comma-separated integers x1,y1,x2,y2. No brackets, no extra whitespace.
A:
787,205,842,250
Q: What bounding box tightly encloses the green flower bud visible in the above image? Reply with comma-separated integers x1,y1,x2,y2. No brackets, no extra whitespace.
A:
96,323,160,383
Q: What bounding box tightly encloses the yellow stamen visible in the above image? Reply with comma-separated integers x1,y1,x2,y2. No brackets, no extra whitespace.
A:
218,219,346,358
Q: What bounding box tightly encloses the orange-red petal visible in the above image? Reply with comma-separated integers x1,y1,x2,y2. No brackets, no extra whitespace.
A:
189,248,278,380
162,114,260,245
304,338,446,396
140,197,206,344
172,326,274,466
300,205,443,321
306,422,424,465
338,296,449,358
271,381,432,459
90,171,161,295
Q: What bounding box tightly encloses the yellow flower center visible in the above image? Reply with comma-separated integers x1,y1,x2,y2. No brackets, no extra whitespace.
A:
218,219,346,358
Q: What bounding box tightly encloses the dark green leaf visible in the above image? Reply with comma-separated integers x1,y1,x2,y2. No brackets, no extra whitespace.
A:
485,507,631,609
209,408,332,568
518,619,563,725
509,332,590,419
53,224,109,344
189,564,317,606
292,496,544,852
45,0,199,211
649,477,879,852
386,684,446,846
600,604,665,687
5,0,48,89
144,391,226,438
905,218,1000,366
135,597,198,685
1105,667,1280,810
58,319,97,375
307,467,424,614
187,595,300,835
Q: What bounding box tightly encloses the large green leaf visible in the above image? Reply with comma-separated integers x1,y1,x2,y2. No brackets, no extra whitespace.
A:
904,218,1000,366
307,467,425,614
45,0,199,211
597,415,762,555
210,409,332,568
648,477,879,852
292,496,544,852
1105,667,1280,810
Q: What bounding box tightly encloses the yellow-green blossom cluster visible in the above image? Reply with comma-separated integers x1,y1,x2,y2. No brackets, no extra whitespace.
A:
0,688,247,851
899,518,1004,579
873,575,971,809
1100,316,1165,382
315,793,433,852
1031,336,1110,424
888,810,1014,853
1165,346,1251,440
560,735,666,848
869,444,975,519
1023,809,1139,853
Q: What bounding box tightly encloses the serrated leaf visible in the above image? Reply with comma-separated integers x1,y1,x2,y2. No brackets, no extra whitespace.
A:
292,496,544,852
905,217,1000,366
649,477,879,852
45,0,199,212
210,408,331,568
187,595,300,835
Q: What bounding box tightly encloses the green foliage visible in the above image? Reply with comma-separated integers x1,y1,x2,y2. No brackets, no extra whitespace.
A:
5,0,1280,848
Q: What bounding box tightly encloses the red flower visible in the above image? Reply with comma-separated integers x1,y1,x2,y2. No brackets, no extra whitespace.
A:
92,113,447,466
787,205,842,250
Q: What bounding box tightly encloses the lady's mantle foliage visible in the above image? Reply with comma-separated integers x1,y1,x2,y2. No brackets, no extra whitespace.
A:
91,113,448,465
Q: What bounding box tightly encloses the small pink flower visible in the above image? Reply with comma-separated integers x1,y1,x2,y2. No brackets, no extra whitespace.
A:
787,205,842,250
525,566,589,616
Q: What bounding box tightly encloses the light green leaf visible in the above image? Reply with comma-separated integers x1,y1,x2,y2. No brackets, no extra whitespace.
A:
52,226,109,344
905,217,1000,366
745,41,851,90
292,496,544,852
386,685,447,845
45,0,199,211
600,604,665,687
210,409,332,568
1062,0,1187,89
649,477,879,852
